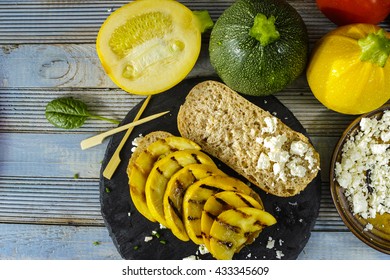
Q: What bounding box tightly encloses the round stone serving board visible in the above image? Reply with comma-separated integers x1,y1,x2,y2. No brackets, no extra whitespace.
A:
100,77,321,260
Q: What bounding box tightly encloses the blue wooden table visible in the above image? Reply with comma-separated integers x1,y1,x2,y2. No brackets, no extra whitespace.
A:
0,0,389,260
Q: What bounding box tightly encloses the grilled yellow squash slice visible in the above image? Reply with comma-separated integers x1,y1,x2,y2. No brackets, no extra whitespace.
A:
129,136,200,222
201,191,263,251
145,150,215,227
163,164,225,241
209,207,277,260
182,175,260,244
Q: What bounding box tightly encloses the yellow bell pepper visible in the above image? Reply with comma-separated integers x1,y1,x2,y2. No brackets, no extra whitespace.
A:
306,24,390,115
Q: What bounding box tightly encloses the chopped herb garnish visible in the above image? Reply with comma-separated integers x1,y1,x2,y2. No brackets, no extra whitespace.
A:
133,245,139,250
73,173,79,179
159,240,167,245
105,187,111,193
152,231,161,238
93,241,101,246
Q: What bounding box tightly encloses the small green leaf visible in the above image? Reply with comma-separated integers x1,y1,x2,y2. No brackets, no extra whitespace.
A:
45,97,90,129
45,97,120,129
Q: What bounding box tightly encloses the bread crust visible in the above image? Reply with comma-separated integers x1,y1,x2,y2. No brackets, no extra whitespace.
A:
177,80,320,197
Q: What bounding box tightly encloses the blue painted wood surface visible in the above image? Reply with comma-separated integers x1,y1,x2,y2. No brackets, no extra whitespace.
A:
0,0,389,260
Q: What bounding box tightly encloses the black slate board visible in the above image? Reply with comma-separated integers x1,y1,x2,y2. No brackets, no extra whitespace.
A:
100,77,321,260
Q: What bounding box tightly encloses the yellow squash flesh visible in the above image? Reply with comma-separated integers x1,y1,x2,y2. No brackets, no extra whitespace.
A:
128,136,200,222
201,191,263,252
209,207,277,260
145,150,215,227
182,175,261,244
163,164,225,241
96,0,203,95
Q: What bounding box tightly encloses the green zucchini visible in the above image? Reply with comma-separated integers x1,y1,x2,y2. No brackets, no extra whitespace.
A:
209,0,308,96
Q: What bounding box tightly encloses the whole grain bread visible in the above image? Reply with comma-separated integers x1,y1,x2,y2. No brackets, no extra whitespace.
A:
177,81,320,197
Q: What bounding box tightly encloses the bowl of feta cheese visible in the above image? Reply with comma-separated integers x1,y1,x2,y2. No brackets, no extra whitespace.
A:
330,105,390,254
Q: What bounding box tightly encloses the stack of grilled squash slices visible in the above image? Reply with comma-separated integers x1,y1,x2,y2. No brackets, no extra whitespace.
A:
127,134,276,260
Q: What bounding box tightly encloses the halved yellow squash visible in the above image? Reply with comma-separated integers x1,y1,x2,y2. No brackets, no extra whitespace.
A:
209,207,277,260
163,164,225,241
201,191,263,252
145,150,215,227
182,175,261,244
96,0,212,95
129,136,200,222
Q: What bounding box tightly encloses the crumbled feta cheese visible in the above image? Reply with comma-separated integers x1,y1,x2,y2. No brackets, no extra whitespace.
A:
198,244,209,255
264,134,287,150
364,223,374,231
256,120,318,181
381,130,390,142
370,143,389,155
290,141,308,156
257,153,271,170
276,250,284,259
130,134,143,152
268,150,290,163
266,237,275,249
287,159,306,178
335,110,390,219
183,255,198,260
262,117,278,134
144,236,153,242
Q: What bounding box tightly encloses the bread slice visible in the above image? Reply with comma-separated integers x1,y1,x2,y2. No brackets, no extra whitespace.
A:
177,81,320,197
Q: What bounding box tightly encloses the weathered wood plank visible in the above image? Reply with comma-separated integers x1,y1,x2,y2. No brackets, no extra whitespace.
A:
0,223,122,260
0,223,388,259
0,43,215,88
0,86,358,136
298,232,390,260
0,133,106,178
0,0,336,44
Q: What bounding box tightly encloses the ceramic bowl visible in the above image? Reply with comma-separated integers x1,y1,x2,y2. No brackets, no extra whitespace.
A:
330,105,390,255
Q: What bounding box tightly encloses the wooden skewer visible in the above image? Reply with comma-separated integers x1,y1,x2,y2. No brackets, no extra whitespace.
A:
102,96,151,180
80,110,170,150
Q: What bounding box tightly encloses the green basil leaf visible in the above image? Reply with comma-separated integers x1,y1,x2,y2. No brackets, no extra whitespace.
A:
45,97,91,129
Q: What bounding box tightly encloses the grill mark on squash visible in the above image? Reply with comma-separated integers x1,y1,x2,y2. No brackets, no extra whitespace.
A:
168,197,182,220
172,179,186,197
156,167,164,175
199,184,224,192
204,210,217,220
215,196,229,207
236,192,256,207
188,198,207,205
191,153,202,164
216,239,234,249
171,156,179,164
216,216,241,233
